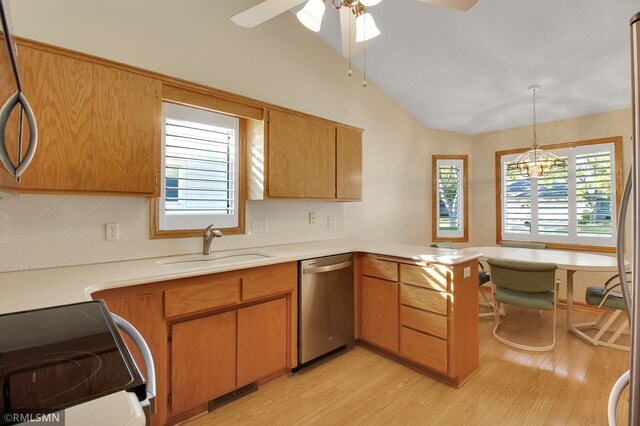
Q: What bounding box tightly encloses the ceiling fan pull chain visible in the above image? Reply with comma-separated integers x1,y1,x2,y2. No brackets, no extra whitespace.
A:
348,8,352,77
363,19,367,87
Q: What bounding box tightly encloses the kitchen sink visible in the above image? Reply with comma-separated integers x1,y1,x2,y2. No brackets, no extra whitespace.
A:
157,252,274,269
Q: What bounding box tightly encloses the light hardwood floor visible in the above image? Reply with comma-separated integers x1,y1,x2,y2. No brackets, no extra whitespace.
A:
183,308,630,425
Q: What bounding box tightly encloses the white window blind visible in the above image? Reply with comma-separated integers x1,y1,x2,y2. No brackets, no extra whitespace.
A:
159,103,240,231
435,158,465,239
500,142,616,247
576,151,613,238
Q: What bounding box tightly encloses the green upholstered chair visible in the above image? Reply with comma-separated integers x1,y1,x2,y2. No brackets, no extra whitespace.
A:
574,273,631,351
431,242,493,318
487,258,558,351
499,241,548,250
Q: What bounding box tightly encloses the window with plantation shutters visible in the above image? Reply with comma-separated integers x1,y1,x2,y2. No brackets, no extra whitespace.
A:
159,103,240,231
498,140,618,248
433,156,467,241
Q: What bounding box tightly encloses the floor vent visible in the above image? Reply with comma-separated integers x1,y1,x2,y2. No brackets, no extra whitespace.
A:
208,382,258,412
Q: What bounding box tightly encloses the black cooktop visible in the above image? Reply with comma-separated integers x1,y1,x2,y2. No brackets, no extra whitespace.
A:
0,301,145,424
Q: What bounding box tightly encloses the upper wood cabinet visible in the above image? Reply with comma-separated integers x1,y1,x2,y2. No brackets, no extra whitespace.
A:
0,37,360,200
0,45,93,192
0,41,19,191
23,47,94,191
259,109,361,201
91,65,161,194
267,109,336,199
0,41,160,196
336,126,363,200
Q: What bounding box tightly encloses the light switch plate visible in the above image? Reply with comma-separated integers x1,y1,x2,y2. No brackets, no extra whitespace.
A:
309,212,316,225
464,267,471,278
251,219,268,233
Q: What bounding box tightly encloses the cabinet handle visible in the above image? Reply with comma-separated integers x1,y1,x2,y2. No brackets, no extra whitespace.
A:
303,261,353,275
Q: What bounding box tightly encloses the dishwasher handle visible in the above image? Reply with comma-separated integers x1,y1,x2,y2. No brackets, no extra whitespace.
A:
303,261,353,275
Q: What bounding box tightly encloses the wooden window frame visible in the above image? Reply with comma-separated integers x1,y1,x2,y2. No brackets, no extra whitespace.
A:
495,136,623,253
432,155,469,242
150,86,248,239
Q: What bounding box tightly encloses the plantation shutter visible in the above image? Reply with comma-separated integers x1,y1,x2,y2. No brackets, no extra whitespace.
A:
435,158,464,238
160,103,239,231
503,162,532,235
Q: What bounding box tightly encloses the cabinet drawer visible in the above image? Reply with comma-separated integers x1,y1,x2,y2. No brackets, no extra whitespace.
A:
400,283,448,316
361,257,398,282
242,262,297,301
400,264,448,292
400,306,447,340
400,326,448,374
165,278,240,318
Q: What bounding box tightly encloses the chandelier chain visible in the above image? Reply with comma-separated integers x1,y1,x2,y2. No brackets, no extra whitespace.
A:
532,87,537,148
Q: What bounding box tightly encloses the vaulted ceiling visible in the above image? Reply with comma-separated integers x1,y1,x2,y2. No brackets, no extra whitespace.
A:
287,0,639,134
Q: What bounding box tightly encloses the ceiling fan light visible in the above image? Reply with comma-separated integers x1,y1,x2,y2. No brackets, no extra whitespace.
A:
355,12,380,42
296,0,326,32
359,0,383,6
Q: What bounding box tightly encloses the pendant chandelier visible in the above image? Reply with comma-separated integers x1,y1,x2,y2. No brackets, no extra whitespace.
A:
513,85,563,178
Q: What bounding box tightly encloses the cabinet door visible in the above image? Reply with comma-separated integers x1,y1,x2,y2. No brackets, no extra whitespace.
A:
267,110,336,199
336,126,362,200
267,110,307,198
361,276,399,353
0,40,18,191
237,298,288,386
170,311,236,414
91,64,160,194
16,46,93,191
304,119,335,199
104,293,167,426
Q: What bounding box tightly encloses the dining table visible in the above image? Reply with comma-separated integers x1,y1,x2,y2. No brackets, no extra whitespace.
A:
461,246,626,343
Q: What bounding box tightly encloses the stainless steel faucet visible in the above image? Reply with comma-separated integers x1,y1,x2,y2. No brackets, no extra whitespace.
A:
202,224,223,255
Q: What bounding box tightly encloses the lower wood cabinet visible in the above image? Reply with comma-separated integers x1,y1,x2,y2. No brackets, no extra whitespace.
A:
237,298,288,387
170,311,237,414
357,253,479,385
361,276,398,353
93,261,297,425
399,326,448,374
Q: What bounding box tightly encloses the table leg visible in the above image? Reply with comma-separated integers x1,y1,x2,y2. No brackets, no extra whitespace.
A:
566,269,597,344
567,269,575,331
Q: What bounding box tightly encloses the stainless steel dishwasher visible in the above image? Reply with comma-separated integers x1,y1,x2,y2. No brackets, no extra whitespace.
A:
299,253,354,365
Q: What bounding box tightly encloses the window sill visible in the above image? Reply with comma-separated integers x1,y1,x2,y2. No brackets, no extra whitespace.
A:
149,198,245,239
497,239,616,254
151,226,245,239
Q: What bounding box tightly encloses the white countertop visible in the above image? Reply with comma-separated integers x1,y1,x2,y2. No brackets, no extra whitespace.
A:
0,239,481,315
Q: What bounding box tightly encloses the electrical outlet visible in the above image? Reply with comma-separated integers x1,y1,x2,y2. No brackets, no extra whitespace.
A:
327,216,337,229
309,212,316,225
106,223,119,241
251,219,268,233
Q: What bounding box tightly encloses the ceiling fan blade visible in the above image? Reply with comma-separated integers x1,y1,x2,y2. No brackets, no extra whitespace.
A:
417,0,478,11
231,0,305,28
339,7,367,58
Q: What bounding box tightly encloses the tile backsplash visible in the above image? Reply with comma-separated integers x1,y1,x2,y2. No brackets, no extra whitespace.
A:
0,195,343,272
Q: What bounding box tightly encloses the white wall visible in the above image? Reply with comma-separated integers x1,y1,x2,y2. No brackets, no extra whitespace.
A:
0,0,471,271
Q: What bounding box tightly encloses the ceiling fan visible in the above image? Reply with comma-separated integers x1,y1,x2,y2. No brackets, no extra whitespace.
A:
231,0,478,57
